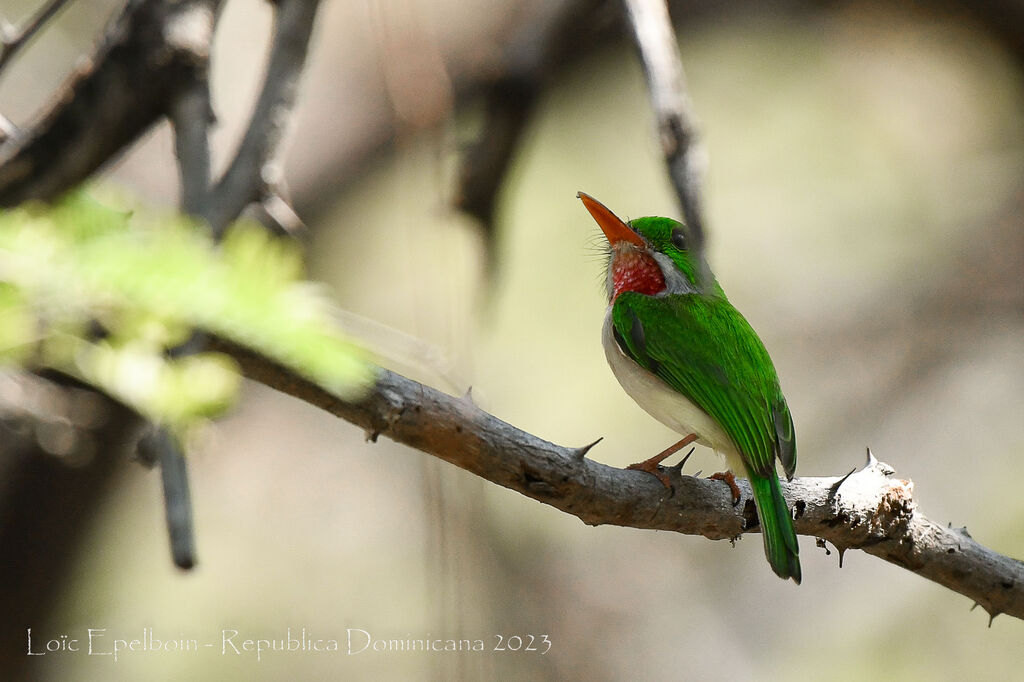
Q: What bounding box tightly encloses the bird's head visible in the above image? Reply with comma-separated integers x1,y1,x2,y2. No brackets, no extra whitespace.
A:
578,192,712,303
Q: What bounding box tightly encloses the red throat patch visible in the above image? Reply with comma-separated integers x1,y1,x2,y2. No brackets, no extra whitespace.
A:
611,248,665,301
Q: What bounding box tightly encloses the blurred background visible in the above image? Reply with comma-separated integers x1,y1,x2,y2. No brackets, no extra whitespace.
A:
2,0,1023,679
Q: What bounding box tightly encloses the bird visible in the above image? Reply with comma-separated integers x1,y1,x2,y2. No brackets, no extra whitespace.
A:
578,191,801,583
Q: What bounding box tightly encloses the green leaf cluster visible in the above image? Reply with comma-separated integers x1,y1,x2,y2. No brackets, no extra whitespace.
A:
0,191,375,432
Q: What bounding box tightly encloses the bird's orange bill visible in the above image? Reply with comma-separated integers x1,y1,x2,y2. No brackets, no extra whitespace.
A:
577,192,645,248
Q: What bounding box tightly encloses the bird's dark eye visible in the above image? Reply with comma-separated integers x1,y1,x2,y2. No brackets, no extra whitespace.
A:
670,228,687,250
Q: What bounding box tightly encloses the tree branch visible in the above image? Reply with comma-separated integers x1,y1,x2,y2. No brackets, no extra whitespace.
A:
161,0,222,572
170,76,214,215
160,0,322,568
0,0,221,207
454,0,609,249
209,336,1024,622
201,0,321,236
0,0,74,76
621,0,707,258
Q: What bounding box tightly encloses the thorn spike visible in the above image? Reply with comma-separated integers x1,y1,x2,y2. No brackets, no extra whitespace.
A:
828,467,856,501
572,437,603,460
668,446,697,474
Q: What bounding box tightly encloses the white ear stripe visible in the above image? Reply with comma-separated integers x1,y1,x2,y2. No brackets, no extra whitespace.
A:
651,251,697,295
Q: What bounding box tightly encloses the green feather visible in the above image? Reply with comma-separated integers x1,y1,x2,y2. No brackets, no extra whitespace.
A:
750,474,801,583
611,292,794,478
611,291,800,581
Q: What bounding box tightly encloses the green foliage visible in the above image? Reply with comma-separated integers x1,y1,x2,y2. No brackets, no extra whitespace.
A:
0,191,375,432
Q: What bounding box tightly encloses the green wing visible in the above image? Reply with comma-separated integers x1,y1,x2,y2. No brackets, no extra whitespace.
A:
611,292,796,479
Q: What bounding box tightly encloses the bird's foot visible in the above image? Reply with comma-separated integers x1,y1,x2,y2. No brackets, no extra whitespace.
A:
626,459,673,488
626,434,698,489
709,470,741,505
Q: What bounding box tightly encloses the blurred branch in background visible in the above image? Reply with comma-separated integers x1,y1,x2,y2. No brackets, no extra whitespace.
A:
621,0,706,259
198,0,319,236
453,0,608,253
0,0,222,207
215,337,1024,622
0,0,72,76
158,0,321,567
451,0,711,263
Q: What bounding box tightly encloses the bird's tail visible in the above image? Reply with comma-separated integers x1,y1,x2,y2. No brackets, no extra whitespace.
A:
749,472,801,584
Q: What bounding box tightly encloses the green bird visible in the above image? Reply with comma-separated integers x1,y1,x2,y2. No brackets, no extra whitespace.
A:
579,191,801,583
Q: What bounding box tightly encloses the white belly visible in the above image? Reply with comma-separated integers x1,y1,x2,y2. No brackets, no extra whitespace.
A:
602,309,744,471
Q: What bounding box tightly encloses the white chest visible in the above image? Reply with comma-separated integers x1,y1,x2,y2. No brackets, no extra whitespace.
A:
601,309,740,465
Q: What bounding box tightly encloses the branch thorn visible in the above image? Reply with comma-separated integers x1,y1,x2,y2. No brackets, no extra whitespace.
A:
828,467,856,502
572,437,603,460
256,190,305,236
0,113,17,144
667,446,696,475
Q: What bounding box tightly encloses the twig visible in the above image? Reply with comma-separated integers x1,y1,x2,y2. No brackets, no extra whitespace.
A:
0,0,221,207
202,0,321,236
0,0,74,77
163,0,321,567
209,336,1024,622
137,426,197,569
157,432,196,569
620,0,707,260
0,113,17,144
170,77,214,215
162,0,222,572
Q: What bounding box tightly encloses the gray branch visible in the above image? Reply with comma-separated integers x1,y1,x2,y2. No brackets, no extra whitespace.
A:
170,76,215,216
201,0,321,236
161,0,221,572
621,0,708,260
210,336,1024,623
162,0,322,568
0,0,222,207
0,0,74,76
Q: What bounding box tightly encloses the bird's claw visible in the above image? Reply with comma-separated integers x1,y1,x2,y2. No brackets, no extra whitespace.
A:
626,461,673,489
709,471,741,505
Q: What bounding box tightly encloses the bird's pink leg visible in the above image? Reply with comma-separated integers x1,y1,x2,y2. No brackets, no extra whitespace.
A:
709,470,741,505
626,433,698,488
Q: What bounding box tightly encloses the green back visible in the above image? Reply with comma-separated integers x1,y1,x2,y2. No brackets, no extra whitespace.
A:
611,291,796,479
